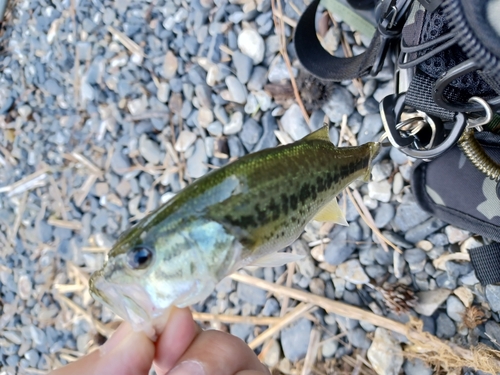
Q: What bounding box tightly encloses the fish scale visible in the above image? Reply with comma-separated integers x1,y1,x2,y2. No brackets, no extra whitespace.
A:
89,126,380,334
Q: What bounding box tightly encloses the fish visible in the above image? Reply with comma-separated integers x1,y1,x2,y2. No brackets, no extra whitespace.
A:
89,126,380,336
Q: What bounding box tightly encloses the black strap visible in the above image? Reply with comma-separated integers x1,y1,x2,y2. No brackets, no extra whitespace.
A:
294,0,382,81
469,243,500,285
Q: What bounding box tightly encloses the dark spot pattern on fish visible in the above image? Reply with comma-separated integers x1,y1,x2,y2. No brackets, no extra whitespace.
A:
290,194,298,210
281,194,289,215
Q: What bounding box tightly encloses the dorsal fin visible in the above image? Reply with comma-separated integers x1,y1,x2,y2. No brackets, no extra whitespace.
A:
302,125,331,142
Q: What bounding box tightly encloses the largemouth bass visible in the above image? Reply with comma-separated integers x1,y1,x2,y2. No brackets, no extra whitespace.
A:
89,126,380,335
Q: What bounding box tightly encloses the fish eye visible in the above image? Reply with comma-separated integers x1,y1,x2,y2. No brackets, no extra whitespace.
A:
127,246,154,270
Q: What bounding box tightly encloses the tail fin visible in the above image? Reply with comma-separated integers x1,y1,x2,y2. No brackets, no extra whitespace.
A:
361,142,381,182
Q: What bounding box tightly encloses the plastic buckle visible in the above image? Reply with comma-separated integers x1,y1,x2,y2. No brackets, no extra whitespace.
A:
371,0,412,75
380,93,467,159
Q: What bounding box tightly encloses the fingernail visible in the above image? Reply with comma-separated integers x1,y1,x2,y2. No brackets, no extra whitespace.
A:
100,322,132,356
167,361,205,375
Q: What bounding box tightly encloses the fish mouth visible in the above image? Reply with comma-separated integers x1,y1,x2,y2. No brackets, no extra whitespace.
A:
89,271,155,330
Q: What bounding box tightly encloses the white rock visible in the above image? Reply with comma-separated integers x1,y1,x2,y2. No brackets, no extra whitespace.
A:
224,112,244,135
198,107,214,128
164,50,178,79
18,274,32,300
254,90,272,111
368,180,392,203
157,82,170,103
237,28,265,64
445,225,470,244
414,288,452,316
454,286,474,308
127,96,148,116
262,339,281,367
367,328,403,375
392,172,404,194
336,259,369,285
175,131,197,153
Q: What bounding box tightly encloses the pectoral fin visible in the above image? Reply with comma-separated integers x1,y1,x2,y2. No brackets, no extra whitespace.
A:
249,252,305,268
313,198,348,226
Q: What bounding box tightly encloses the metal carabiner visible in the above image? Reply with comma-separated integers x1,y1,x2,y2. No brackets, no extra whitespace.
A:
380,93,466,159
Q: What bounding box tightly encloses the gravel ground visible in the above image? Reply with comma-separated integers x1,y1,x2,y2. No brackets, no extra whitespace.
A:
0,0,499,374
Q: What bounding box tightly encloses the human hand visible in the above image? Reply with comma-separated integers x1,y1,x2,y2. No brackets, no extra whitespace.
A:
48,307,270,375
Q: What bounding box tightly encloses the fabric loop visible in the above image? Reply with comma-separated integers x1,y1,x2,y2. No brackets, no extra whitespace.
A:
294,0,382,81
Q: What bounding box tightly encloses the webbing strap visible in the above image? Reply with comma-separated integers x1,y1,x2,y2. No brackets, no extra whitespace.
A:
469,243,500,285
294,0,381,81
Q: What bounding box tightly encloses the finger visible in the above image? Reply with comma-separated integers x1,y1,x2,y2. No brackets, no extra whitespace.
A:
48,323,155,375
164,330,270,375
154,307,201,373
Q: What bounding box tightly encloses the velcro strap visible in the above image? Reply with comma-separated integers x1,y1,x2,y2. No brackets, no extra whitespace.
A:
469,243,500,285
294,0,381,81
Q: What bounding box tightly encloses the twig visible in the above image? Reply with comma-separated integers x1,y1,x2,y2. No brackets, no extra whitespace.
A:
81,246,109,253
125,111,170,121
280,263,295,317
271,0,311,126
0,169,49,196
49,176,68,221
229,272,500,371
8,191,27,245
433,252,470,271
47,218,83,231
56,294,111,337
192,312,281,326
347,188,402,254
107,26,145,57
302,327,321,375
70,152,103,176
73,175,97,207
248,303,316,350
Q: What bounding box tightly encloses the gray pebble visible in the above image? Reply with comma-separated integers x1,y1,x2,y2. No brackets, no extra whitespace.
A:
228,136,245,158
403,359,433,375
321,340,339,358
324,227,355,265
390,147,410,165
348,327,371,349
446,295,466,323
281,104,309,141
485,321,500,344
374,203,395,228
268,56,294,83
280,318,312,362
393,200,432,232
139,135,162,165
44,78,63,96
404,218,446,243
436,313,456,339
233,52,253,84
186,139,208,178
230,324,253,342
237,282,267,306
403,248,426,265
225,75,248,104
321,86,354,123
25,349,40,368
486,285,500,312
110,148,131,175
358,113,383,144
310,110,326,131
262,298,280,316
239,118,263,152
247,66,268,91
253,112,278,151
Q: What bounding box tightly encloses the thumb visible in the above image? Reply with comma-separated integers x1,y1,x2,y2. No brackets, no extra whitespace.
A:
48,323,155,375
